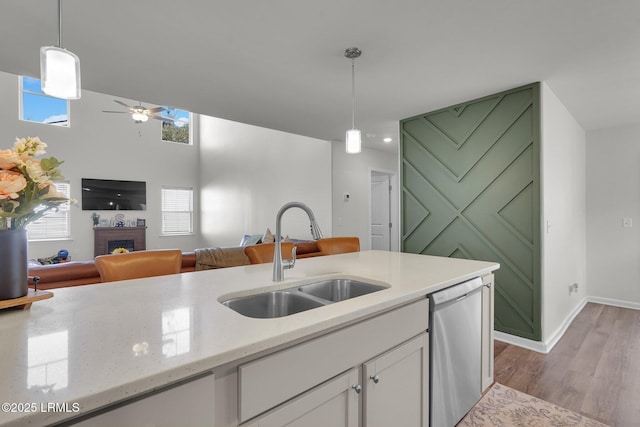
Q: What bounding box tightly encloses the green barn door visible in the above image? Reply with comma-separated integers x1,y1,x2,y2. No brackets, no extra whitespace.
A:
401,84,541,341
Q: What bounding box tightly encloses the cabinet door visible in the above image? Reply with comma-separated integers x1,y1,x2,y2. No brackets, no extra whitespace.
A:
243,368,360,427
73,373,214,427
363,333,428,427
481,274,495,391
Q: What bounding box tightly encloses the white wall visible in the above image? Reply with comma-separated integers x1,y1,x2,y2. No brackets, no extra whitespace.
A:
0,71,202,260
586,123,640,305
540,83,587,342
331,142,399,250
199,116,332,247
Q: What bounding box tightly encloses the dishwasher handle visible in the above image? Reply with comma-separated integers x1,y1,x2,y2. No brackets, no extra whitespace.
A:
430,277,483,307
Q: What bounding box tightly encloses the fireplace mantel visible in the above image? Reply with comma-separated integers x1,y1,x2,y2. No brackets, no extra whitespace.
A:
94,227,147,257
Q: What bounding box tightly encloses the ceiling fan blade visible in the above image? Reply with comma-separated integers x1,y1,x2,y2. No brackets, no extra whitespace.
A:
113,99,134,110
102,110,129,114
149,114,175,123
147,106,165,113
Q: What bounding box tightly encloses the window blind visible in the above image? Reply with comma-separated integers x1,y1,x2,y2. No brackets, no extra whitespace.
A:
27,182,71,241
162,187,193,234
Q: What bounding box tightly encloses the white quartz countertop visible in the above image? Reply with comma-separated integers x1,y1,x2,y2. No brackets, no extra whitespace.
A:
0,250,498,426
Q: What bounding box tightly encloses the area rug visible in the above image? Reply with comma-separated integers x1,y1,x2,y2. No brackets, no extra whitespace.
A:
457,383,609,427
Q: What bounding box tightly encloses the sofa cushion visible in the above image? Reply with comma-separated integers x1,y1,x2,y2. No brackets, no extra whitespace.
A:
181,251,196,272
28,261,102,290
240,234,263,246
295,241,319,255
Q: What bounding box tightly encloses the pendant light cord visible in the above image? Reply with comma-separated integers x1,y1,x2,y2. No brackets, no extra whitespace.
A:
351,58,356,129
57,0,63,48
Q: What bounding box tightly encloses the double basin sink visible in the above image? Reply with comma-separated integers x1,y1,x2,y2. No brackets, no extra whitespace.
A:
221,278,387,318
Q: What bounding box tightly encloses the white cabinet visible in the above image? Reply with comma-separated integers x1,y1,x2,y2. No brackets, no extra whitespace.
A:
363,333,429,427
72,373,215,427
243,369,360,427
244,333,428,427
238,299,429,423
481,274,495,391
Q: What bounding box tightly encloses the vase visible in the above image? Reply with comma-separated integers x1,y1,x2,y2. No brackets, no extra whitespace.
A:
0,229,28,300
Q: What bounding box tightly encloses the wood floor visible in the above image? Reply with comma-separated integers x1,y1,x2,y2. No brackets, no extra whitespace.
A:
494,302,640,427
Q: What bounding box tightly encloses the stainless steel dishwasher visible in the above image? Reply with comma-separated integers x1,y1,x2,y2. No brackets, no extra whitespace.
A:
429,277,483,427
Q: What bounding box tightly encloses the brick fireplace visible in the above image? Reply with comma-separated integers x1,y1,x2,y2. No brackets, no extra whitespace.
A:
94,227,146,257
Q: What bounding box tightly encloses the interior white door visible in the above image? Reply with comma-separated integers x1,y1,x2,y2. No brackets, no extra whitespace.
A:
371,175,390,250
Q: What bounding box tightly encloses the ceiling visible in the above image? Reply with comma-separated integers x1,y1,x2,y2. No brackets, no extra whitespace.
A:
2,0,640,153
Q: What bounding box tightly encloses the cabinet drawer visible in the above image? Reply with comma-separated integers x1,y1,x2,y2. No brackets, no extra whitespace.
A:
72,373,214,427
239,298,428,422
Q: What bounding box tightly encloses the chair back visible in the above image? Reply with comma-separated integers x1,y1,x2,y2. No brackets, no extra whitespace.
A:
317,237,360,255
244,243,295,264
95,249,182,282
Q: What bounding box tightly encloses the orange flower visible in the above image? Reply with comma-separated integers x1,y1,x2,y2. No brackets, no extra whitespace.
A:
0,149,20,170
1,136,70,230
0,170,27,199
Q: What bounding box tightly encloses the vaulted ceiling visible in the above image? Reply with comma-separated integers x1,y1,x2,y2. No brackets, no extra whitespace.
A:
2,0,640,152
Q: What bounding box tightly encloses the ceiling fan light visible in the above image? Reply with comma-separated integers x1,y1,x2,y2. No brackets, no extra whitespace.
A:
40,46,81,100
131,111,149,122
346,129,361,154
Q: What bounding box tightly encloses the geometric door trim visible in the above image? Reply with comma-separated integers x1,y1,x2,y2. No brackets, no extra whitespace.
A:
401,83,541,340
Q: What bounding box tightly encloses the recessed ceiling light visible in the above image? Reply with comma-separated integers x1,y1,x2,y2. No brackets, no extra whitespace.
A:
383,137,393,143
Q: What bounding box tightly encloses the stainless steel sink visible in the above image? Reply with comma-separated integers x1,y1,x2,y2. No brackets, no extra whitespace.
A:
298,279,387,302
222,291,326,319
220,278,387,318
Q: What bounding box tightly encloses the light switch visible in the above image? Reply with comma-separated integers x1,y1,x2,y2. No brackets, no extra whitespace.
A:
623,217,633,228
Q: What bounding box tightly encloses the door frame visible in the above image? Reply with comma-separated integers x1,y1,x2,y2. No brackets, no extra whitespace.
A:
369,168,399,252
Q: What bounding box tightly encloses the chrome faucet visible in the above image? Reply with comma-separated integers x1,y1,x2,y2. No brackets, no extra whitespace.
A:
273,202,323,281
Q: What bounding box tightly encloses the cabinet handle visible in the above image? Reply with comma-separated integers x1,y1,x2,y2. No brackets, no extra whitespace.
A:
369,375,380,384
352,384,362,394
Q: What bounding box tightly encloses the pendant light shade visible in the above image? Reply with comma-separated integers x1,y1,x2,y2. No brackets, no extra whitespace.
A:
345,47,362,154
346,129,361,154
40,46,81,99
41,0,81,99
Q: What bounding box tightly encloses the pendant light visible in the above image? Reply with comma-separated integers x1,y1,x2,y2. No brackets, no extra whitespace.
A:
345,47,362,154
40,0,81,99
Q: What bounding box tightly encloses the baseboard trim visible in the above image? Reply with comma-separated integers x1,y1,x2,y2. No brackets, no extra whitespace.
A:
587,296,640,311
495,331,548,354
495,297,588,354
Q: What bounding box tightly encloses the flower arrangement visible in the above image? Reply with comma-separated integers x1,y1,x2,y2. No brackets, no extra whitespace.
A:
0,137,72,230
111,247,129,254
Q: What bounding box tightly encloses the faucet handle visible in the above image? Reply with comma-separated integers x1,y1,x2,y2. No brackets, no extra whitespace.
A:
283,246,297,270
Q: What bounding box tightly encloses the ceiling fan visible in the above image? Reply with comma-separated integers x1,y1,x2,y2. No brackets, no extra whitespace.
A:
102,100,174,124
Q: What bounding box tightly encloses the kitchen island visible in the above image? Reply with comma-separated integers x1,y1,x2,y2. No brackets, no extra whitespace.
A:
0,250,498,426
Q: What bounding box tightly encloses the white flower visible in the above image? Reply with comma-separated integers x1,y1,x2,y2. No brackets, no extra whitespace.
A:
13,137,48,157
24,159,49,183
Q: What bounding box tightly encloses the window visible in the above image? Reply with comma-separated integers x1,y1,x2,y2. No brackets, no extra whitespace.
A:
20,76,69,126
161,108,191,144
27,182,71,241
162,187,193,235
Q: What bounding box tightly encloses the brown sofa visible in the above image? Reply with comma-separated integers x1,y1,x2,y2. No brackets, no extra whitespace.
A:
28,238,357,291
28,253,198,291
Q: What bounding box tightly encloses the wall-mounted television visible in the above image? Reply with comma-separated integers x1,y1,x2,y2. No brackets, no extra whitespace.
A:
81,178,147,211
